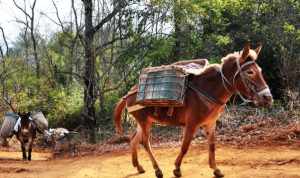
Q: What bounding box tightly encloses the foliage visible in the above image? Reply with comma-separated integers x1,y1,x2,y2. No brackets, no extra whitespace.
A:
0,0,299,142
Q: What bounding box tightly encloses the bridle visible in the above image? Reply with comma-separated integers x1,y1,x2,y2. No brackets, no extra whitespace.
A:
220,57,271,104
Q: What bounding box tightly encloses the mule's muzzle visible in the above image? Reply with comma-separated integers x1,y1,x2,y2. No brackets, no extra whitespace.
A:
261,94,273,107
255,88,273,108
252,87,273,108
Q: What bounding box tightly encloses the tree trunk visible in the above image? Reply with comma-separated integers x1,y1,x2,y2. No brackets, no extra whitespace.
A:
173,0,183,59
31,29,39,78
83,0,96,143
173,0,191,60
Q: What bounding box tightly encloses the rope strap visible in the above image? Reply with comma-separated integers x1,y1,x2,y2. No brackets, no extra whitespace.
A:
188,83,225,106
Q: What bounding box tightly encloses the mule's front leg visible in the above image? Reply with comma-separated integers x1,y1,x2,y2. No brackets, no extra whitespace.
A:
28,140,33,161
173,126,196,177
206,125,224,178
21,144,27,160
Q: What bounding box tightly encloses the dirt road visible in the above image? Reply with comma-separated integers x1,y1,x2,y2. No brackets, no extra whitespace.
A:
0,144,299,178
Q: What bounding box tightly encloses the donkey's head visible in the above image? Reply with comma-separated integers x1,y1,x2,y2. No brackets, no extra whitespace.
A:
231,43,273,107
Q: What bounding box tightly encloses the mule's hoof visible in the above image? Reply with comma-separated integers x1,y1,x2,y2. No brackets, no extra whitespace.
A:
137,165,145,174
173,168,182,177
155,169,163,178
214,169,224,178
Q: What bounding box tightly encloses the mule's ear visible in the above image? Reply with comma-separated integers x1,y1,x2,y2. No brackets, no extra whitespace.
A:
240,42,250,63
255,43,262,56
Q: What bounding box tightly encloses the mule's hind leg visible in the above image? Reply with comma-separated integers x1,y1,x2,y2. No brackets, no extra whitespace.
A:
205,124,224,178
173,125,196,177
21,143,27,160
130,126,145,173
141,122,163,178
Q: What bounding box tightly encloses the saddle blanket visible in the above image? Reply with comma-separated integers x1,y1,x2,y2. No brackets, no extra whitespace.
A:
173,58,209,75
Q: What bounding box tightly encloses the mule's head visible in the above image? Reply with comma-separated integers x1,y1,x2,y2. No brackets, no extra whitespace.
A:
18,112,33,136
232,43,273,107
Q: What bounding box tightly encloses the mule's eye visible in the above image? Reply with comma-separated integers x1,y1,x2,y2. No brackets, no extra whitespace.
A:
246,70,255,76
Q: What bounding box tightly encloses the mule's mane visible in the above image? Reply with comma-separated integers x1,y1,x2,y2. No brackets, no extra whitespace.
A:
221,51,241,65
198,51,241,75
199,64,220,75
221,49,258,64
178,49,256,76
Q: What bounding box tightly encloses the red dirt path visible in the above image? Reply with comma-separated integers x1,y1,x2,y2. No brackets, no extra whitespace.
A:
0,144,299,178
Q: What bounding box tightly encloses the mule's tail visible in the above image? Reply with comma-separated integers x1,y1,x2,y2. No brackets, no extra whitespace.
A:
114,98,126,135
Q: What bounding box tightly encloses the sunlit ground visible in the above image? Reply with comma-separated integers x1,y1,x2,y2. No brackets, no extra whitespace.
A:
0,144,299,178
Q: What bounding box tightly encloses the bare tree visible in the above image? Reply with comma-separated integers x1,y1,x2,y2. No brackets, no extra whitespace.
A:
0,26,9,57
40,0,84,85
13,0,39,77
37,0,167,142
79,0,128,142
0,26,7,104
0,26,18,112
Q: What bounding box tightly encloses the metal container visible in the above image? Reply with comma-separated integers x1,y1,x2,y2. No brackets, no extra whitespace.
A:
137,65,187,107
0,112,18,138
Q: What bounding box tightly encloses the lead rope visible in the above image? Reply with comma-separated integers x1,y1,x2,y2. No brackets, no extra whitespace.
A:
219,65,232,94
219,65,232,111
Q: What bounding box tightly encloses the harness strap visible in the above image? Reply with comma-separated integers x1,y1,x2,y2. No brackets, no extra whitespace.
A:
235,60,259,103
127,104,146,113
236,91,253,103
221,59,258,104
188,83,225,106
219,66,233,94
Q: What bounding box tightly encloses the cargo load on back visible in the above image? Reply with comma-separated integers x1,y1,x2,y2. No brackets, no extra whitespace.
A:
136,59,208,107
136,65,187,107
31,111,48,132
0,112,18,139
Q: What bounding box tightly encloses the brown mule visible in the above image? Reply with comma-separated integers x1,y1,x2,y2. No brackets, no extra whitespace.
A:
114,43,273,178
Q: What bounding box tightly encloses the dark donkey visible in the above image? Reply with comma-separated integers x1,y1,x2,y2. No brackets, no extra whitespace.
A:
114,43,273,178
16,112,37,161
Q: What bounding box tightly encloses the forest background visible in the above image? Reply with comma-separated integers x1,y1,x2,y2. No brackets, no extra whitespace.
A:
0,0,299,143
